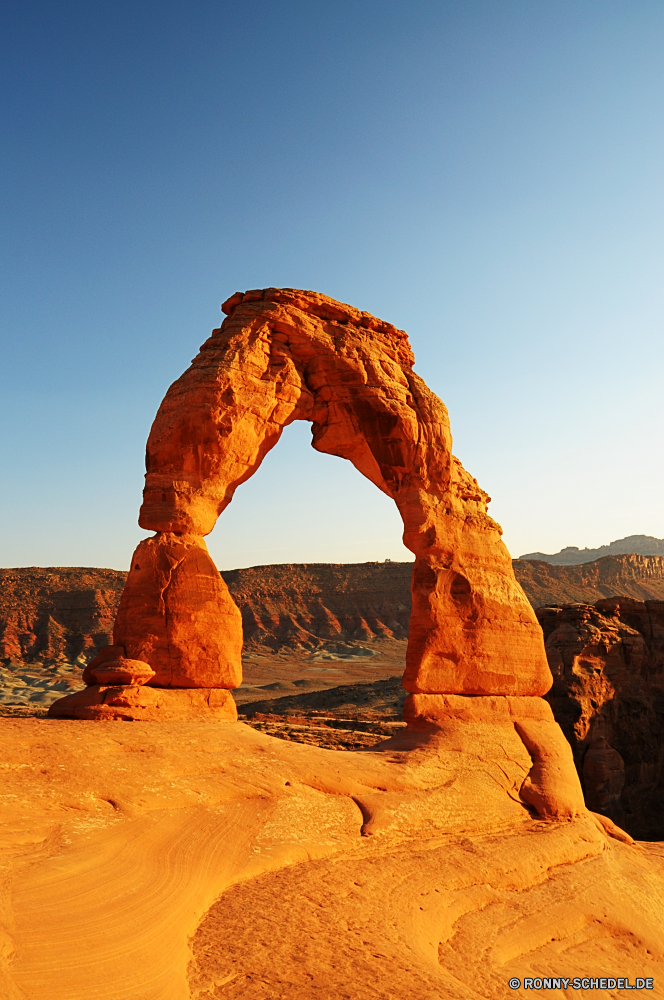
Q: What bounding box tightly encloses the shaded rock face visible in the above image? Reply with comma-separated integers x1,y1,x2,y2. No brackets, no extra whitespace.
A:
0,567,125,664
539,598,664,839
125,286,549,696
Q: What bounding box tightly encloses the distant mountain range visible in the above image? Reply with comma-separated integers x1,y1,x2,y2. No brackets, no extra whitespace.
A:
4,553,664,663
518,534,664,565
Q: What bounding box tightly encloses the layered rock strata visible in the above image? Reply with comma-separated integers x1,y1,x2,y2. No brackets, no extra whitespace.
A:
0,566,125,664
7,555,664,665
514,553,664,607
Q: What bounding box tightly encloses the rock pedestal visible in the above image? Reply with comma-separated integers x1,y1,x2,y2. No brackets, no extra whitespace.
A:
112,534,242,688
48,685,237,721
398,692,588,821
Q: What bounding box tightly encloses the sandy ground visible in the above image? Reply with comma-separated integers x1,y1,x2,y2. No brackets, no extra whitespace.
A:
238,637,407,690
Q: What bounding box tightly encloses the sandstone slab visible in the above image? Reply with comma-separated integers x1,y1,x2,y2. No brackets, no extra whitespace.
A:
0,719,661,1000
47,684,238,721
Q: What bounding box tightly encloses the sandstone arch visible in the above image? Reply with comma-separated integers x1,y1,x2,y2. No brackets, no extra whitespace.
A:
103,287,550,702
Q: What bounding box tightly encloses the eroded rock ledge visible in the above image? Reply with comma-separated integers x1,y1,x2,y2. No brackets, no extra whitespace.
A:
1,719,661,1000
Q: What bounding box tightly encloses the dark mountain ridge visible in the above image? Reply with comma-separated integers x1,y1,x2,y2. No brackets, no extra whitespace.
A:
518,533,664,565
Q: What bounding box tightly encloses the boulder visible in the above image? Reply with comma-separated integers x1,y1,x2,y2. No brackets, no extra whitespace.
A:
88,657,155,687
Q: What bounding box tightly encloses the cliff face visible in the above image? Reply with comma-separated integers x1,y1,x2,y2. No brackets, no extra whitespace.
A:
0,567,126,664
4,555,664,663
539,598,664,840
0,562,412,664
222,561,412,651
513,553,664,607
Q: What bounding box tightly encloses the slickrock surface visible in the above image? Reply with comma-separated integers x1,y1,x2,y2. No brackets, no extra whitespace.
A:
5,556,664,670
541,597,664,840
1,718,662,1000
126,286,550,698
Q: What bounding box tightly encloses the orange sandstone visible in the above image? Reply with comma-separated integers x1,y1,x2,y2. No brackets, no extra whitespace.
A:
49,288,551,724
133,287,550,697
30,291,661,995
112,533,242,688
87,657,155,687
48,684,237,721
0,719,659,999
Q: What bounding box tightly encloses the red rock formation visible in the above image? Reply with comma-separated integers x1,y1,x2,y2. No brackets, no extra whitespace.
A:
49,287,556,738
129,287,550,698
87,657,155,686
112,533,242,688
539,598,664,839
401,692,586,821
222,560,413,650
48,684,237,721
7,557,664,666
0,567,125,664
514,553,664,607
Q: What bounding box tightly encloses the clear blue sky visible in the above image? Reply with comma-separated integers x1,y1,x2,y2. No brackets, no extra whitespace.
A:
2,1,663,570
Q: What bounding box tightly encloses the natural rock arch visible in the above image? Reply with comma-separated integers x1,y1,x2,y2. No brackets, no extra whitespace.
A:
105,287,550,701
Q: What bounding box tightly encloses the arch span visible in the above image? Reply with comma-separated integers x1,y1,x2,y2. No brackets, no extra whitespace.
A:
111,287,550,697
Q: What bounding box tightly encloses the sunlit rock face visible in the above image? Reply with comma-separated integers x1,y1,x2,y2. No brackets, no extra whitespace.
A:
2,718,662,1000
128,286,551,697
